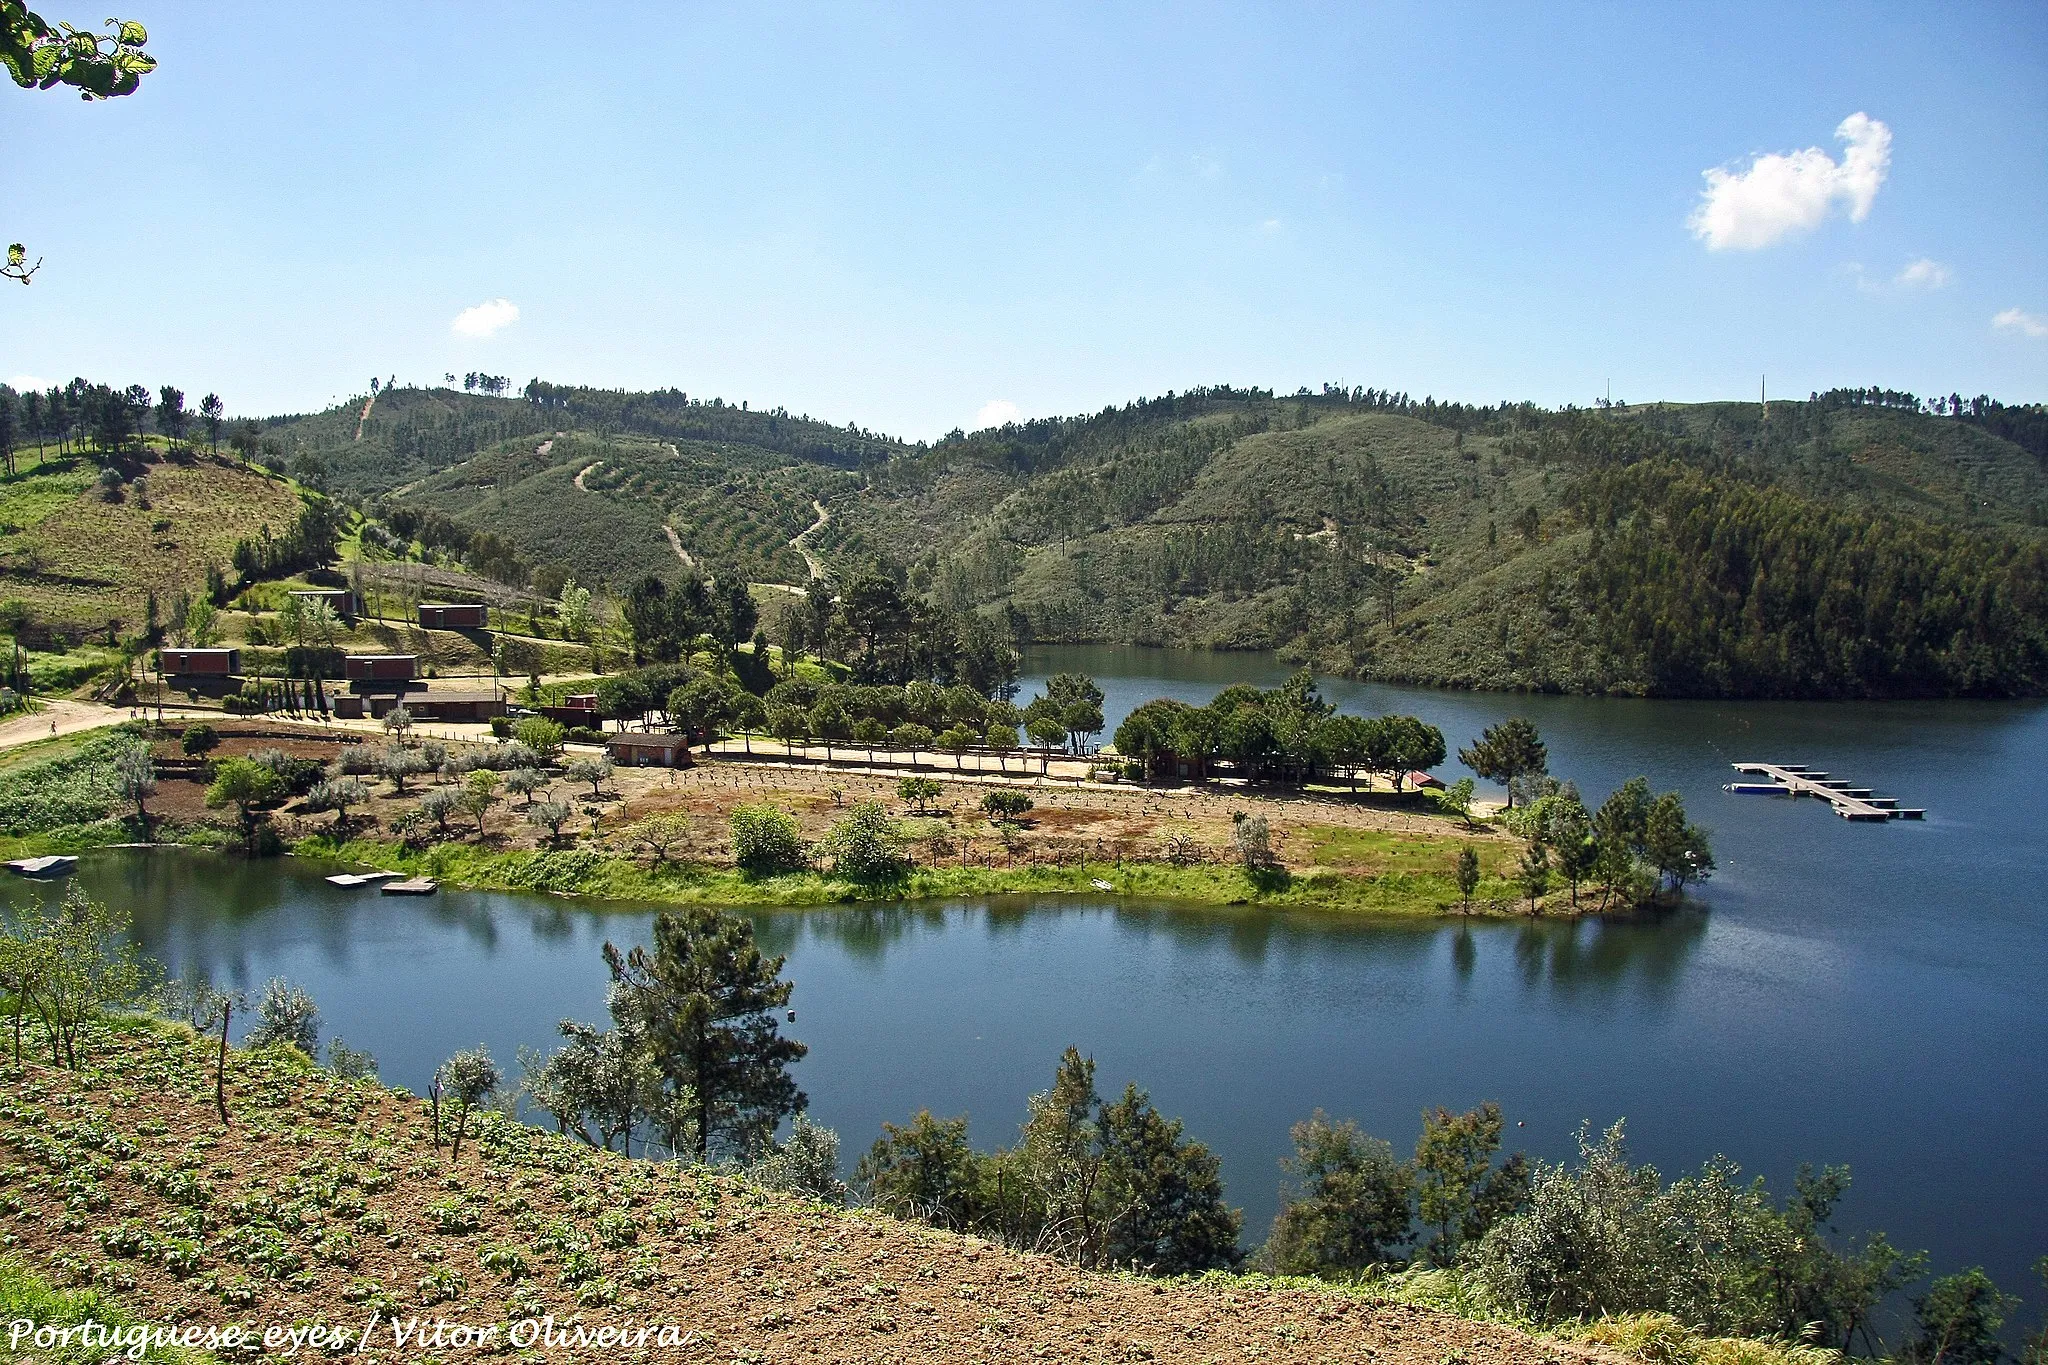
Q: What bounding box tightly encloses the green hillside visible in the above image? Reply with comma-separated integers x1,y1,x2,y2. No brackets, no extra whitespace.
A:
0,448,313,639
12,374,2041,698
828,387,2048,697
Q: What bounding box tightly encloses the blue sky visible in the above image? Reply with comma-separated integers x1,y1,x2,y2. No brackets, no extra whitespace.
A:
5,1,2045,438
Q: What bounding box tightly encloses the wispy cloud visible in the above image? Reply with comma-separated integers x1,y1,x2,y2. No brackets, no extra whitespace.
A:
451,297,520,338
1894,258,1952,289
6,374,53,392
1259,218,1283,234
1189,152,1225,180
971,399,1020,430
1992,307,2048,339
1689,113,1892,251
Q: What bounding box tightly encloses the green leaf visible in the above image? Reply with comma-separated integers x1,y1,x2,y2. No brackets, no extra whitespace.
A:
115,20,148,46
6,244,24,267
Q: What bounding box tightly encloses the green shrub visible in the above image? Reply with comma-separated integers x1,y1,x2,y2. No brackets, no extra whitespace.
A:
0,731,130,834
824,800,903,880
731,804,805,875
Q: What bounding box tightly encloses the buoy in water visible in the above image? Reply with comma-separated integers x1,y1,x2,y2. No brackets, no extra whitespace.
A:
786,1009,796,1022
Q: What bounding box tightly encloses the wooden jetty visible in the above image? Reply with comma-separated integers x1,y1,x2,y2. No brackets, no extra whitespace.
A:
1727,764,1924,821
380,877,438,896
326,871,403,887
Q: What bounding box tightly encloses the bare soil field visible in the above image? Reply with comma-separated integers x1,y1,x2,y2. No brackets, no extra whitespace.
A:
0,1022,1597,1364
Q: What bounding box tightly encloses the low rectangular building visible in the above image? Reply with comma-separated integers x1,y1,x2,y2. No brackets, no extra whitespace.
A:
418,603,488,629
410,692,507,723
344,654,417,683
333,691,504,722
288,588,353,617
540,693,601,725
159,647,240,676
607,733,695,768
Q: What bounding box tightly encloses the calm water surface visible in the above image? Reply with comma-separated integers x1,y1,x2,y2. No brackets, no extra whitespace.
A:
31,645,2048,1315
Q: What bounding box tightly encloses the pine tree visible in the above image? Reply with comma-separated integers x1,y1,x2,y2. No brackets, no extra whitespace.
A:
1459,718,1548,808
602,907,806,1160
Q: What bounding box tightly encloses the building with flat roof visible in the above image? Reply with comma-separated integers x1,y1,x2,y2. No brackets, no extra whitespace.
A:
288,588,353,617
159,647,240,676
607,733,695,768
418,603,488,629
344,654,417,683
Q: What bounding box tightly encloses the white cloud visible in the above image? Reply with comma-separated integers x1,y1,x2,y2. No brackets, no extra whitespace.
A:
7,374,53,392
1992,307,2048,338
1689,113,1892,251
1895,258,1952,289
1259,217,1283,233
972,399,1021,431
450,297,520,338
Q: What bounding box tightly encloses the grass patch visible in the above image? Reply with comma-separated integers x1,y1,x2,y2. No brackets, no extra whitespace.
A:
0,727,138,838
295,834,1546,918
0,454,303,632
20,643,125,694
0,1256,216,1364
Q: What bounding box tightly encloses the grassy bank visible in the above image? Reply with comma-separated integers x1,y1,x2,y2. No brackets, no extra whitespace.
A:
294,833,1540,917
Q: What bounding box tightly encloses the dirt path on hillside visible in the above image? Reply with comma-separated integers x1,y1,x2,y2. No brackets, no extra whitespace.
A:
352,388,378,442
663,524,696,568
0,698,119,752
790,499,830,579
572,458,598,491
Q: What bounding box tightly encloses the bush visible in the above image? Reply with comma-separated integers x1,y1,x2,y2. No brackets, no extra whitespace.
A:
0,730,128,834
1231,812,1273,869
824,800,903,880
1267,1111,1414,1276
512,716,565,761
245,978,320,1055
181,723,219,756
731,804,805,875
980,790,1032,822
746,1114,847,1204
1468,1121,1921,1344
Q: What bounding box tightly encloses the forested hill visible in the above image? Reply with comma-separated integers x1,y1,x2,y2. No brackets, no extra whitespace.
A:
827,386,2048,698
250,379,2048,699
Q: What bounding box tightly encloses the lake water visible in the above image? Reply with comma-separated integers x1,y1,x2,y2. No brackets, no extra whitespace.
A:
27,644,2048,1321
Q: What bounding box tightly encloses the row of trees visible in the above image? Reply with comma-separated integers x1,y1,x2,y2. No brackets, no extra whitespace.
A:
1113,670,1446,787
0,378,228,472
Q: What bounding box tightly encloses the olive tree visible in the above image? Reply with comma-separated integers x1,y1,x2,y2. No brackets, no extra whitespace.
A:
245,977,320,1055
565,754,613,799
114,741,155,828
435,1045,503,1161
527,798,574,842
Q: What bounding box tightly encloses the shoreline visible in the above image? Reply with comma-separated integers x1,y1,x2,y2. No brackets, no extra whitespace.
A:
287,833,1588,920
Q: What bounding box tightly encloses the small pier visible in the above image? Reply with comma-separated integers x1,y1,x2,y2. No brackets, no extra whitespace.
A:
1727,764,1924,822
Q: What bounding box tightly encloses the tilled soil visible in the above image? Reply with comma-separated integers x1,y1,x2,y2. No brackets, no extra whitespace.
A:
0,1026,1589,1364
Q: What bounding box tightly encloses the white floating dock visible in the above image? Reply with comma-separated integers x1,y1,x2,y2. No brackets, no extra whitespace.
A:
325,871,404,887
5,855,77,877
1728,764,1924,821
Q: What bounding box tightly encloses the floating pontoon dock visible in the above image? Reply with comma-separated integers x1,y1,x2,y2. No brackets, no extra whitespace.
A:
5,856,77,877
326,871,403,887
380,878,438,896
1726,764,1924,821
